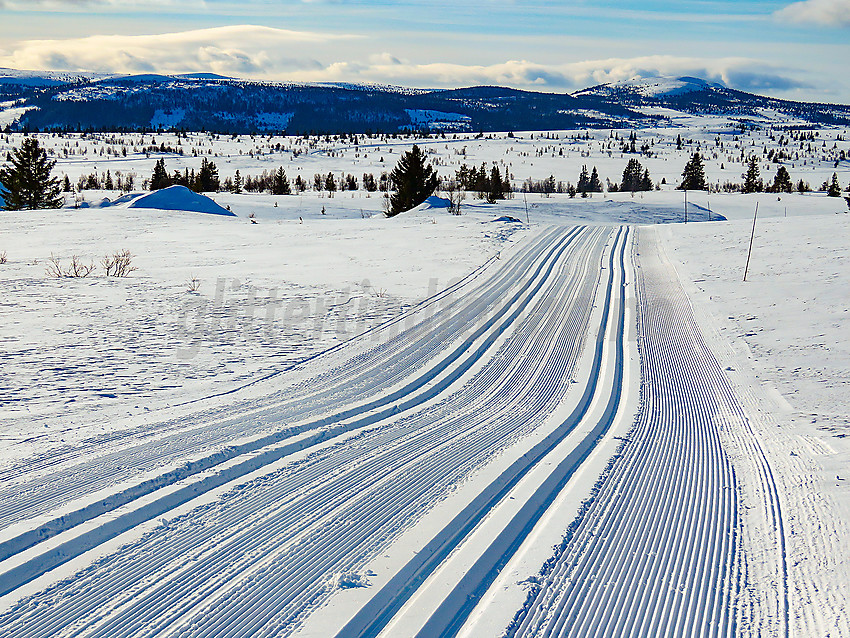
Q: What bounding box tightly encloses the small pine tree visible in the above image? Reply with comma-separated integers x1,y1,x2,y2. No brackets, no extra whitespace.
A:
487,165,505,203
577,165,590,194
743,156,762,193
272,167,291,195
621,158,644,192
233,170,242,194
150,158,170,190
388,145,438,216
679,152,707,191
62,174,71,192
0,137,64,210
772,166,792,193
826,172,841,197
588,167,603,193
197,158,220,193
324,172,337,193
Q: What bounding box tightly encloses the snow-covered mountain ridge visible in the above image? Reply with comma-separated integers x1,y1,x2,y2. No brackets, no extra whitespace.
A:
1,69,848,133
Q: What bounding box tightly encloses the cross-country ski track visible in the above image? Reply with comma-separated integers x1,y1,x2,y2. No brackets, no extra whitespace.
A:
0,224,792,637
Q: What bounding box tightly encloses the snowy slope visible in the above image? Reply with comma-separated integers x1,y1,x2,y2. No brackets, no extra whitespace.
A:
573,75,726,99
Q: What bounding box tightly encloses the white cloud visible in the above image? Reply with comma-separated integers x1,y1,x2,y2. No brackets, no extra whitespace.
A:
0,26,356,77
774,0,850,27
282,54,806,95
0,26,808,97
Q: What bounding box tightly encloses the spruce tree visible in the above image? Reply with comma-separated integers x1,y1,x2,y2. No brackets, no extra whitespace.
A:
0,137,64,210
679,152,707,191
588,167,603,193
197,158,220,193
150,158,170,190
621,158,643,192
743,156,762,193
233,170,242,194
577,165,590,194
324,172,337,193
772,166,792,193
272,167,291,195
826,172,841,197
388,145,438,216
487,165,505,203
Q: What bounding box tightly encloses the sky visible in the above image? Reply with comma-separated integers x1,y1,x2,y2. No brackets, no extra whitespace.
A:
0,0,848,103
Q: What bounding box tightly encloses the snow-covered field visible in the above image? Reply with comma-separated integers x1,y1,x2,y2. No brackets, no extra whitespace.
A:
0,125,849,637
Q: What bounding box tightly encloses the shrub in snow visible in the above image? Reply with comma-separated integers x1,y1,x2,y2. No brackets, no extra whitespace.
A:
46,254,96,278
102,249,138,277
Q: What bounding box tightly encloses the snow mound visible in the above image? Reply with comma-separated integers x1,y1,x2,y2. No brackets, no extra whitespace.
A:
327,571,371,590
422,196,451,209
403,195,452,215
492,215,523,223
125,186,236,216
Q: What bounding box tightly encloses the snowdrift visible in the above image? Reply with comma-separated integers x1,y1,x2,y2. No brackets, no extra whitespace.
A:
422,195,451,209
404,196,451,214
124,185,236,216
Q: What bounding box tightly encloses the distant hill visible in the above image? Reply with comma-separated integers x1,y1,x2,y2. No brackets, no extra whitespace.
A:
1,69,848,134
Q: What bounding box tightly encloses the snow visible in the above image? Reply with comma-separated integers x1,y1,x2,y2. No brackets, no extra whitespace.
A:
0,198,517,466
574,75,725,99
125,185,236,216
660,210,850,635
0,122,849,637
419,195,451,209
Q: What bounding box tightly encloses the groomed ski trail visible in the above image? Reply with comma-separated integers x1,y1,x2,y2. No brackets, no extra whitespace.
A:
0,225,624,638
502,226,788,638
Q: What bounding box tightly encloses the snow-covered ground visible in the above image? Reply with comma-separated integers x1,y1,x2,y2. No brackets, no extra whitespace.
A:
1,125,849,637
0,194,522,466
661,209,850,635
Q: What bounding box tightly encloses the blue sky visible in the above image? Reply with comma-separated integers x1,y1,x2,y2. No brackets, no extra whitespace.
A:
1,0,848,103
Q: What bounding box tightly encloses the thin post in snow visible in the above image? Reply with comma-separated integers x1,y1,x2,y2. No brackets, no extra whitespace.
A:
523,191,529,225
684,190,688,223
707,196,711,222
744,202,759,282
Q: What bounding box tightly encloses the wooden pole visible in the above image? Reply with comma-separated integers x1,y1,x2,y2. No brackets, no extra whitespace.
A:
684,190,688,223
523,191,530,225
744,202,759,282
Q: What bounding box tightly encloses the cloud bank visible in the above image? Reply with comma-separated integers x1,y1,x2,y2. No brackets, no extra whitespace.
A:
289,54,808,95
774,0,850,27
0,26,352,76
0,26,809,96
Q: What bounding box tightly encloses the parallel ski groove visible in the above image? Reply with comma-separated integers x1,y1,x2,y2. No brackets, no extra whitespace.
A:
0,226,611,638
505,226,779,638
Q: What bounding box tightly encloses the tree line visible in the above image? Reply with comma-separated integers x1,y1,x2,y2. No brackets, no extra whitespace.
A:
2,138,848,212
